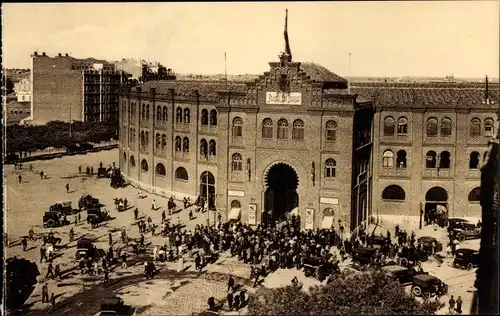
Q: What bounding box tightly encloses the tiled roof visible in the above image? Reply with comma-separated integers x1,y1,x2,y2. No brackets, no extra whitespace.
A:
131,80,247,100
300,62,347,84
351,85,499,108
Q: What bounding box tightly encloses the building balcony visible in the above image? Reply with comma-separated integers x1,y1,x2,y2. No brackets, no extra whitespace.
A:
467,168,481,179
380,166,410,178
140,120,150,128
231,137,244,147
154,120,169,130
174,151,190,161
423,168,452,178
200,125,218,135
154,149,166,157
140,145,149,153
199,154,217,164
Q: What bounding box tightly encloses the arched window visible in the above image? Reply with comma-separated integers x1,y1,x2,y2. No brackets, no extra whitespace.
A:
396,150,407,168
277,119,289,139
156,106,161,121
155,163,166,176
292,119,304,140
176,107,183,123
200,139,208,156
161,134,167,150
326,120,337,142
470,118,481,137
439,151,451,169
324,158,336,178
123,152,127,162
426,151,437,168
231,200,241,209
382,185,406,201
232,153,243,171
145,105,150,120
184,108,190,123
426,117,438,137
141,159,148,172
384,116,395,136
175,136,182,152
484,118,494,137
201,109,209,126
232,117,243,137
145,131,149,146
468,187,481,203
155,133,161,152
162,106,168,122
141,104,146,120
262,118,273,138
323,208,335,216
397,117,408,135
382,150,394,167
130,155,136,167
175,167,189,181
210,109,217,126
469,151,480,169
440,117,452,136
140,131,145,147
209,140,216,156
182,137,189,153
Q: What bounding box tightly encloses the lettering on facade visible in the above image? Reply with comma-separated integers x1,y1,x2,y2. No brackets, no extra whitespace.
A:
248,204,257,225
266,92,302,105
228,190,245,197
305,208,315,230
320,197,339,205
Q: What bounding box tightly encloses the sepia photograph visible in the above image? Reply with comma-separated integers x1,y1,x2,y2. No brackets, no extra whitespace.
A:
2,2,499,315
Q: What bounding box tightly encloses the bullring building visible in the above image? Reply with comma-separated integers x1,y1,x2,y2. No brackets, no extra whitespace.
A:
119,13,499,232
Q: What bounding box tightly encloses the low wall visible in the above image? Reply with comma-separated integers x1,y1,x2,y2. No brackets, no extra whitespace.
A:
123,174,198,202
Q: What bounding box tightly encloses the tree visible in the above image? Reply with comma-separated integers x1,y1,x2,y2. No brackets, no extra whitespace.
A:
248,270,444,315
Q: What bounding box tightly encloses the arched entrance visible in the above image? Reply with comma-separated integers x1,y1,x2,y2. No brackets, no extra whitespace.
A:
200,171,216,210
264,163,299,224
425,186,448,225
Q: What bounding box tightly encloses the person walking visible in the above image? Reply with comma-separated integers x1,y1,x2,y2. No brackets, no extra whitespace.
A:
40,171,44,179
103,268,109,288
161,210,166,222
46,261,55,279
227,288,234,311
78,165,82,174
456,296,463,315
22,237,28,251
134,208,139,221
228,276,235,291
40,245,46,263
18,174,22,183
108,232,113,246
29,227,35,240
151,199,157,211
50,293,56,310
42,283,49,303
448,295,456,314
66,183,70,193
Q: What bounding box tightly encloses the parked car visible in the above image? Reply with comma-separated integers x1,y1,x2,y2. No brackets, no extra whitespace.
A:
49,201,73,215
351,247,380,267
302,257,336,281
76,238,95,260
397,247,429,266
43,211,69,228
453,249,479,270
448,218,471,230
381,264,415,285
417,236,443,252
100,296,124,316
452,227,482,242
411,274,447,299
368,235,390,248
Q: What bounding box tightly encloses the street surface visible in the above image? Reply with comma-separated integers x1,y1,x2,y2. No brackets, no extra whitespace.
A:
4,149,479,315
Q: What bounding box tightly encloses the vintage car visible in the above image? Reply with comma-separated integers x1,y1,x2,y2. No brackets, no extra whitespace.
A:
417,236,443,252
49,201,73,215
97,167,109,179
78,195,101,210
43,211,69,228
100,297,124,316
453,249,479,270
87,208,110,224
351,247,380,268
76,238,95,260
367,235,390,248
302,257,336,281
448,218,472,230
411,274,447,298
381,264,415,285
397,247,429,266
451,227,481,242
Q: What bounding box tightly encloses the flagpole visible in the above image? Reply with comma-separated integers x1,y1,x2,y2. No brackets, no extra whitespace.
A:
348,52,352,93
224,52,227,82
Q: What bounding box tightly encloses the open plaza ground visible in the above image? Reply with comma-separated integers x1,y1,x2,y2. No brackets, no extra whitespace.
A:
5,149,480,315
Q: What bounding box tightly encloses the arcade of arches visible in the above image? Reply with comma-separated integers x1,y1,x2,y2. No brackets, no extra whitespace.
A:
263,163,299,224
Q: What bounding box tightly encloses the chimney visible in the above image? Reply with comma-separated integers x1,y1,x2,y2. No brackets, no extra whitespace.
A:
58,53,62,57
485,75,490,105
65,53,69,57
34,51,38,56
42,52,46,56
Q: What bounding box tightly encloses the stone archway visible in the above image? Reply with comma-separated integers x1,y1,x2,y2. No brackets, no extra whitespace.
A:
263,162,299,224
200,171,216,210
425,186,449,222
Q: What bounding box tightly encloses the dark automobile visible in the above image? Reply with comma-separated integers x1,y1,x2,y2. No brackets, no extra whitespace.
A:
411,274,447,299
97,167,109,178
76,238,95,260
78,194,101,210
110,169,126,188
66,142,94,154
351,247,379,267
453,249,479,270
417,236,443,252
100,296,124,315
381,264,415,285
49,201,73,215
451,227,481,242
43,211,69,228
87,207,110,224
368,235,390,248
397,247,429,266
302,257,335,281
448,218,471,230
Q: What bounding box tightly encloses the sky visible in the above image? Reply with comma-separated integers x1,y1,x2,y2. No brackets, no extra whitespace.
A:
2,2,499,78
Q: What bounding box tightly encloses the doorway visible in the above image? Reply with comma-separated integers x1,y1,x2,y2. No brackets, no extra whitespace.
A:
200,171,216,210
264,163,299,224
425,186,449,226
